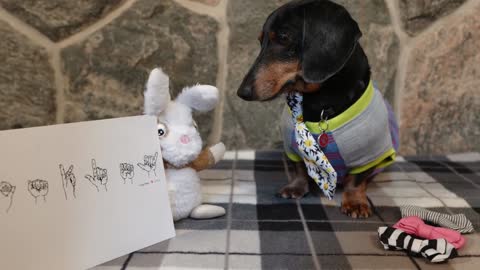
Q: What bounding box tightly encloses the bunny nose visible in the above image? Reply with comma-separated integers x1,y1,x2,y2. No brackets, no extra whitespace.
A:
180,135,191,144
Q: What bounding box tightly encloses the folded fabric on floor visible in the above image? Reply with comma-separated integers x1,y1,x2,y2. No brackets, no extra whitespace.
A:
400,205,475,234
393,216,466,249
378,226,458,263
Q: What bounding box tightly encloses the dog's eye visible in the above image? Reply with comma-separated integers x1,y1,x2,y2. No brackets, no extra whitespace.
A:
157,122,168,138
277,32,290,45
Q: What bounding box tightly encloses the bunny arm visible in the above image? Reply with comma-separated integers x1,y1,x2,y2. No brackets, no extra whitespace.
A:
164,142,226,171
163,149,214,171
187,148,216,171
188,142,225,171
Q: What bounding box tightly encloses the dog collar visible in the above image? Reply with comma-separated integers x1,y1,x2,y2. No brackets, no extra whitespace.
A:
305,80,374,133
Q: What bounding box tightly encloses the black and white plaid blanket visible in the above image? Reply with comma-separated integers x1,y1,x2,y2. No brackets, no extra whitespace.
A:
94,151,480,270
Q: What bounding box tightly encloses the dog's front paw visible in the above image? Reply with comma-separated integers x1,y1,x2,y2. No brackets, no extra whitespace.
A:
277,181,309,199
341,201,371,218
341,191,372,218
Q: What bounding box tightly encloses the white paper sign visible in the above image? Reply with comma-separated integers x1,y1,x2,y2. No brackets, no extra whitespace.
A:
0,116,175,270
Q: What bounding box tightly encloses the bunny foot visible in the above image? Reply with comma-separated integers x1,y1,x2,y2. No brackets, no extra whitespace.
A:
190,204,226,219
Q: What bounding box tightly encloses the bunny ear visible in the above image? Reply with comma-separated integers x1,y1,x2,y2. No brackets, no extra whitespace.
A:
144,68,171,116
176,84,219,112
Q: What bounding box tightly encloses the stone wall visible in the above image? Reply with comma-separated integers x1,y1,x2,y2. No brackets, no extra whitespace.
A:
0,0,478,155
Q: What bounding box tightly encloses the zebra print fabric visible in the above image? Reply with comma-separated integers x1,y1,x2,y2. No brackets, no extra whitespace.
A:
378,226,458,263
401,205,475,234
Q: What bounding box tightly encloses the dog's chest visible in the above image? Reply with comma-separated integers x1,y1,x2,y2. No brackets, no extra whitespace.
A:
282,88,399,182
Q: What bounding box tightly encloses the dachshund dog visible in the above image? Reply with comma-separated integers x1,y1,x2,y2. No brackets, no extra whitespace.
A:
237,0,398,218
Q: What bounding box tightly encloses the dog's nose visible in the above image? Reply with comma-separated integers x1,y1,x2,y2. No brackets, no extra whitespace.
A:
237,86,254,101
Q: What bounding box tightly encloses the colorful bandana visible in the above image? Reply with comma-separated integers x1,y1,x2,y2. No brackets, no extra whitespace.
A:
286,92,337,199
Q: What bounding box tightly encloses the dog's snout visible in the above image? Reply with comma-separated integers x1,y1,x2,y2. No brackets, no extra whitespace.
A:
237,64,260,101
237,86,254,101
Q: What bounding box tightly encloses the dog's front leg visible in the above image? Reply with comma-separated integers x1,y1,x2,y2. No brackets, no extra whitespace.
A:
278,162,309,199
341,169,375,218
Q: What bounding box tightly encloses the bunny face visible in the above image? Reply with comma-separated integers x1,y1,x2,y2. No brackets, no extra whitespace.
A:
157,102,202,167
144,68,219,168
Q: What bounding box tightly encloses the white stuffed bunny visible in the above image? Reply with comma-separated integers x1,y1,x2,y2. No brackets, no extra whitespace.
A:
144,68,226,221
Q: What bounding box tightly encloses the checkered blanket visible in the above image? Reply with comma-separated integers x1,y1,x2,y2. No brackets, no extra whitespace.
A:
94,151,480,270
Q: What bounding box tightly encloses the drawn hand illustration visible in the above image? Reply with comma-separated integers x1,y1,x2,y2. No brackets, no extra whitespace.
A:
120,163,135,184
27,179,49,204
85,159,108,192
0,181,15,213
137,152,158,177
60,164,77,200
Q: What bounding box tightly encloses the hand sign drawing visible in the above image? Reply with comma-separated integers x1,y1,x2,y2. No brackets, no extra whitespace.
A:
120,163,135,184
137,152,158,176
0,181,15,213
60,164,77,200
27,179,49,204
85,159,108,192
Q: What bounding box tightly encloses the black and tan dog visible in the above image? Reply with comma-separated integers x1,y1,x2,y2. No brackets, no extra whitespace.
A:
237,0,398,218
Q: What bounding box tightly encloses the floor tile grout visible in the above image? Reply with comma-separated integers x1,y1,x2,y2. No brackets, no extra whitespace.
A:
397,161,456,216
120,253,134,270
296,201,322,270
281,155,322,270
438,160,480,190
224,149,237,270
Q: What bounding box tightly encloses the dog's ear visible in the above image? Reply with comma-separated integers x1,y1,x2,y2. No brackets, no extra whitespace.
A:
301,2,362,83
